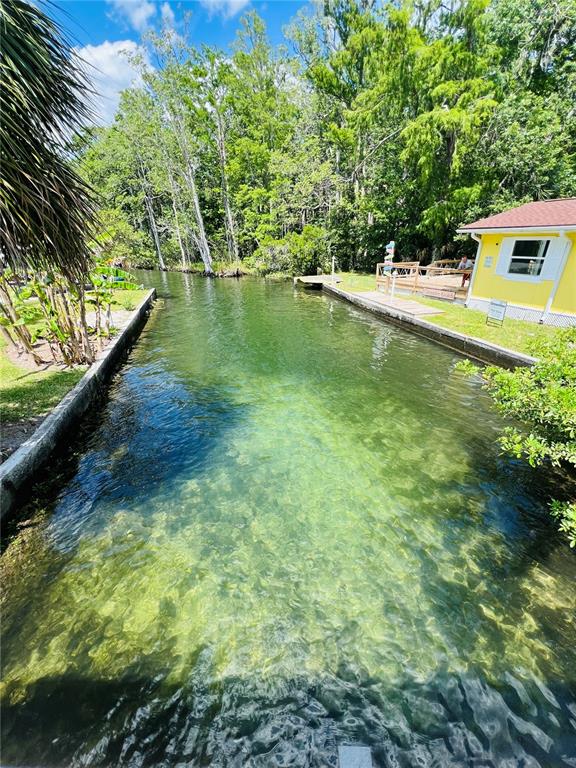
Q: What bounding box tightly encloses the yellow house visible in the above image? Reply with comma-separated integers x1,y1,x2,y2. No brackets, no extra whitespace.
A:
458,199,576,326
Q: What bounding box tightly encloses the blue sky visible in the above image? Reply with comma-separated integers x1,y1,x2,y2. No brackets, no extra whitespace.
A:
47,0,308,123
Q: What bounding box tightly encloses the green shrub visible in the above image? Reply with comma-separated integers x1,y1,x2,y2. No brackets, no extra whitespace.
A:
463,328,576,546
93,209,154,268
247,225,330,276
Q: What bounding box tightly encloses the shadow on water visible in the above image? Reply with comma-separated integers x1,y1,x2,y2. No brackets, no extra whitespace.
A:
1,349,246,677
2,352,246,547
2,663,576,767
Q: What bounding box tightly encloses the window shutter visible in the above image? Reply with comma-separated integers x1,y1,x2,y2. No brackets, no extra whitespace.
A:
495,237,515,277
541,237,569,281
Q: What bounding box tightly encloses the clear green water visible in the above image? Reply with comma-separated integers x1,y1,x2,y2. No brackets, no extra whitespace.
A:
1,273,575,767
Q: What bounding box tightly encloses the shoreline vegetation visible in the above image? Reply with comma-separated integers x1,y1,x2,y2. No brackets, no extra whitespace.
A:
79,1,574,280
0,289,149,463
140,260,288,279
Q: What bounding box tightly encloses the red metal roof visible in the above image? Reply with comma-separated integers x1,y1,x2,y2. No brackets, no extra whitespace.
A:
459,198,576,230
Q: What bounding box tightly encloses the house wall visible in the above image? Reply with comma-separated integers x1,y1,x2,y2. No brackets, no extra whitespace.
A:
553,232,576,313
469,231,575,319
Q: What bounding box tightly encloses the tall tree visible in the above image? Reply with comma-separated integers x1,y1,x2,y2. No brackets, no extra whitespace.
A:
79,0,576,275
146,33,215,274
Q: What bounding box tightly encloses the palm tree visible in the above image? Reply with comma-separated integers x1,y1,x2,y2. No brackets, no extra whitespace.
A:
0,0,97,279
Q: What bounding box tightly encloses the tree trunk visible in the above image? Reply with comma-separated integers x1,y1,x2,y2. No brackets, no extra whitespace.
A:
0,284,44,365
78,286,94,364
138,159,166,271
187,167,213,274
215,109,238,263
144,190,165,270
172,112,213,274
0,325,20,354
169,170,188,269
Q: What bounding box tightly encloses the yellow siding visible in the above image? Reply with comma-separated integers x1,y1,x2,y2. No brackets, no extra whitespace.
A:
553,233,576,313
470,232,576,314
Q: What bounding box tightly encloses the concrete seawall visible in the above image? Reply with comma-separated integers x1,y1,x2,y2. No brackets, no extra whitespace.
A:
322,284,536,369
0,288,156,523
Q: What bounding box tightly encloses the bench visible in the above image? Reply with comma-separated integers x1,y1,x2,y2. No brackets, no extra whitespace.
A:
421,287,457,301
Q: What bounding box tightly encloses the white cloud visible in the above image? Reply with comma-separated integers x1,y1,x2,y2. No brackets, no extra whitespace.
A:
76,40,150,125
107,0,157,32
160,1,176,27
199,0,250,19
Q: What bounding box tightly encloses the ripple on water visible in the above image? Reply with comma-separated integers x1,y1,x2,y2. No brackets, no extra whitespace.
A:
1,274,575,767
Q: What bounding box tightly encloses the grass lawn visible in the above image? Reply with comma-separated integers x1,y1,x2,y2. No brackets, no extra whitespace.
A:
110,288,150,311
337,272,376,293
336,271,557,357
0,339,85,424
0,289,150,425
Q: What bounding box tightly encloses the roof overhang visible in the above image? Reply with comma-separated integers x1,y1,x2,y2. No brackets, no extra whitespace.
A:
457,226,576,235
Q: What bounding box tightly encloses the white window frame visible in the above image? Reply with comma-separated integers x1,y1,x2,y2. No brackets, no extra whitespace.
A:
498,237,552,283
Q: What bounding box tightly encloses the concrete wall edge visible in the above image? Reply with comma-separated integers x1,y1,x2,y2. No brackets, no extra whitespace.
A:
0,288,156,523
322,284,536,369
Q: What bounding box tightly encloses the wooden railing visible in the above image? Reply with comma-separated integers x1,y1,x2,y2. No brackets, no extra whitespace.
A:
376,260,474,300
428,259,463,275
376,261,419,281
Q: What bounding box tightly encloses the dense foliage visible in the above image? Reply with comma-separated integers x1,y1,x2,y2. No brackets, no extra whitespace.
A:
486,329,576,546
0,0,142,366
458,330,576,546
79,0,575,276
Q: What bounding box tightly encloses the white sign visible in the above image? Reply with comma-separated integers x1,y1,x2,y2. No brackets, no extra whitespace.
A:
484,256,493,267
487,299,507,325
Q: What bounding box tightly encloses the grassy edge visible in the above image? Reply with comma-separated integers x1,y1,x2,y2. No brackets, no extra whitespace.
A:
335,272,557,356
0,289,148,424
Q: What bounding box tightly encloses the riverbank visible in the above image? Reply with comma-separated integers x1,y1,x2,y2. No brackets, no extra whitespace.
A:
335,272,557,356
323,283,536,368
0,288,155,521
0,289,150,463
137,261,296,281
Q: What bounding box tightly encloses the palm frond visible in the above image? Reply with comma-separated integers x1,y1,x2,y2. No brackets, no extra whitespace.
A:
0,0,97,279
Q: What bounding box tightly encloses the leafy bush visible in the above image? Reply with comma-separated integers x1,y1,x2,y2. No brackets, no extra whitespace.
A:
485,328,576,546
485,329,576,469
247,225,330,276
460,329,576,546
454,359,481,376
93,209,154,268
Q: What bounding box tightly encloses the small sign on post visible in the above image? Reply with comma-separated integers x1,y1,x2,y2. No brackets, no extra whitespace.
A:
486,299,507,326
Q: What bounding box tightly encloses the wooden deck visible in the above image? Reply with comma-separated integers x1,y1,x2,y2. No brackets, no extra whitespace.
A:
360,291,444,316
393,273,469,301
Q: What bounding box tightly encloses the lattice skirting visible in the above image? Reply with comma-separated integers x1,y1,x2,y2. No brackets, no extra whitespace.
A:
466,297,576,327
